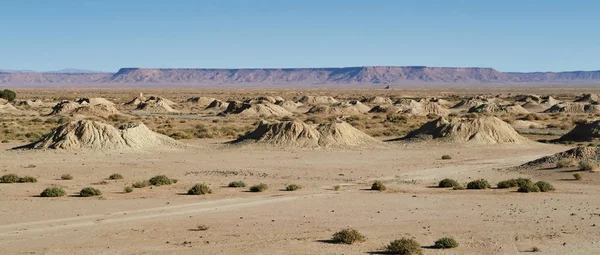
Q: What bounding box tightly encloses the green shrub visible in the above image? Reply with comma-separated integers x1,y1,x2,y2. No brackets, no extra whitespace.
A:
149,175,172,186
18,176,37,183
496,178,532,189
386,238,423,255
433,237,459,249
40,187,66,197
0,89,17,102
61,174,73,180
249,183,268,192
579,160,597,171
285,184,301,191
453,184,465,190
1,174,20,183
109,173,124,180
228,181,246,188
371,180,386,191
573,173,583,180
517,183,540,193
535,181,555,192
556,158,577,168
188,184,212,195
438,178,459,188
80,187,102,197
124,186,133,193
466,179,491,189
441,155,452,160
132,180,150,188
331,228,366,244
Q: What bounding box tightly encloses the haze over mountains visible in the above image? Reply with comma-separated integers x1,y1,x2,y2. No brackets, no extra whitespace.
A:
1,66,600,87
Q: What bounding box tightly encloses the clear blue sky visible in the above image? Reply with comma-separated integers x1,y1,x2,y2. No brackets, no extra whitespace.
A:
1,0,599,72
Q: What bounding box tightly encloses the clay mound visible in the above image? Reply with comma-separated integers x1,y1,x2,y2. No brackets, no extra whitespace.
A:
452,96,507,109
417,97,453,107
362,96,393,105
14,99,47,107
403,102,451,116
186,97,216,106
233,120,381,148
125,94,147,107
72,103,120,117
306,101,368,115
468,103,529,114
16,120,182,150
221,101,291,117
146,96,176,106
558,120,600,142
205,99,229,110
369,105,403,114
51,99,121,117
277,100,306,113
520,146,600,169
136,98,176,113
395,99,419,105
76,97,115,106
403,116,528,144
574,94,600,103
298,95,338,105
516,94,542,103
0,103,25,115
256,96,278,103
511,120,546,129
543,103,600,114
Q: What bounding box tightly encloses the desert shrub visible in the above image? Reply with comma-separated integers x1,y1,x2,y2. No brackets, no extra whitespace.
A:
196,224,210,231
333,185,342,191
249,183,268,192
438,178,459,188
18,176,37,183
80,187,102,197
109,173,124,180
517,183,540,193
466,179,491,189
188,184,212,195
1,174,20,183
453,184,465,190
496,178,532,189
124,186,133,193
573,173,583,180
0,89,17,102
578,160,597,171
386,238,423,255
532,247,541,252
441,155,452,160
433,237,459,249
61,174,73,180
535,181,555,192
285,184,301,191
556,158,577,168
228,181,246,187
149,175,172,186
331,228,366,244
132,180,150,188
40,187,66,197
371,180,386,191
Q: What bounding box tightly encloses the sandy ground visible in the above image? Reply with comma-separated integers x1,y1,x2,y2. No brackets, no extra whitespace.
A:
1,139,599,254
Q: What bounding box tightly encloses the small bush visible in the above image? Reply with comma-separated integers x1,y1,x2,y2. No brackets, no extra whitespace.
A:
517,183,540,193
18,176,37,183
331,228,366,244
40,187,66,197
61,174,73,180
124,186,133,193
132,180,150,188
438,178,459,188
386,238,423,255
466,179,491,189
80,187,102,197
441,155,452,160
196,225,210,231
496,178,532,189
1,174,20,183
371,180,386,191
228,181,246,188
109,173,124,180
453,184,465,190
249,183,268,192
573,173,583,180
535,181,555,192
433,237,459,249
579,161,597,171
188,183,212,195
556,158,577,168
285,184,301,191
149,175,172,186
333,185,342,191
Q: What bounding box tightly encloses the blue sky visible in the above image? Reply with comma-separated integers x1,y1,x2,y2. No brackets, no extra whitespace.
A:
1,0,599,72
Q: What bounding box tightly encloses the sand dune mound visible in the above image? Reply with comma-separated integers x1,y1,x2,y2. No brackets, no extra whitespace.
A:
403,102,451,116
186,96,216,106
362,96,393,105
205,99,229,110
452,96,507,109
298,95,338,105
511,120,546,129
369,105,403,114
521,146,600,169
574,94,600,103
136,98,176,113
51,99,120,118
544,103,600,114
306,101,369,115
221,101,291,117
256,96,278,103
418,97,453,107
395,99,419,105
468,103,529,114
277,100,306,113
558,120,600,142
14,99,48,107
233,120,381,148
0,103,25,115
16,120,181,150
403,116,528,144
76,97,115,106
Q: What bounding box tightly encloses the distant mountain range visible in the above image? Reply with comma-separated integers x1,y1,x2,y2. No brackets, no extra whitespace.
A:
1,66,600,87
